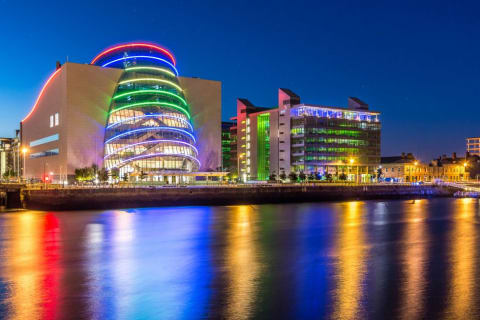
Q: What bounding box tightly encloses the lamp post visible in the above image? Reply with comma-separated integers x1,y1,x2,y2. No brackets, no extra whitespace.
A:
463,161,468,182
21,147,28,182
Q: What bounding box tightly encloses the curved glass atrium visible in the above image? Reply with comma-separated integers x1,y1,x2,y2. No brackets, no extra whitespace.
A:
92,43,199,181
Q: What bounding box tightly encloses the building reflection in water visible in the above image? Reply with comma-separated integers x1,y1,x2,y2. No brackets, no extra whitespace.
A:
225,205,260,320
1,212,61,320
400,199,428,320
85,207,213,319
332,201,367,319
445,198,477,318
4,212,43,320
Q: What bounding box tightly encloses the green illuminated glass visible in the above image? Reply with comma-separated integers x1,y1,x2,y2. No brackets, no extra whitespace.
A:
110,101,190,119
257,113,270,180
113,89,188,106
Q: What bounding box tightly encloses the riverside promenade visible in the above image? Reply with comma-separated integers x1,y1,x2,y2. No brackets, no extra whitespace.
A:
21,183,459,211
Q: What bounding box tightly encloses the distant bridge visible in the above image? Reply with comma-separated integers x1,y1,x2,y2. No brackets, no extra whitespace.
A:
440,182,480,197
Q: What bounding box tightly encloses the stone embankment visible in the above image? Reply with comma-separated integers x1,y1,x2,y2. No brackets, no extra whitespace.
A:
22,184,458,211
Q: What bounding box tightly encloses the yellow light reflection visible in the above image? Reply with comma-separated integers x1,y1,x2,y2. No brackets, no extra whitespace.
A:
445,198,476,318
332,201,367,319
226,205,260,320
400,199,427,320
4,212,44,320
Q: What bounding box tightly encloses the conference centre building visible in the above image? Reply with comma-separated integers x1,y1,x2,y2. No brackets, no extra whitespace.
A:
21,42,221,183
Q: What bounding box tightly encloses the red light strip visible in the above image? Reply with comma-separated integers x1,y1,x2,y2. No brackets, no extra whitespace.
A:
90,43,176,66
22,68,62,123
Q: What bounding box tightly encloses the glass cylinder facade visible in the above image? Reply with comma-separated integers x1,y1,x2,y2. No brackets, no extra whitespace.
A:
92,43,199,179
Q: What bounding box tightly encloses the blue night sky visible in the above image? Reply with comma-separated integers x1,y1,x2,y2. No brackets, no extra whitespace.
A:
0,0,479,160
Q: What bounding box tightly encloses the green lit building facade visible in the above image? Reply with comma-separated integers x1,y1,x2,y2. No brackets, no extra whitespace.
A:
232,89,381,181
221,121,235,172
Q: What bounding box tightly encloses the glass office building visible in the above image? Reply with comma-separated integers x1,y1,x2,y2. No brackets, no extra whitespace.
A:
92,43,199,179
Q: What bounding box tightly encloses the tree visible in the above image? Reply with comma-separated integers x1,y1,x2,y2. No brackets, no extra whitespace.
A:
326,173,333,182
339,173,347,181
98,168,109,182
279,171,287,181
111,168,120,181
268,173,277,182
308,172,315,181
299,171,306,182
288,172,298,182
91,163,98,175
123,172,129,182
74,167,94,182
376,168,383,181
2,169,15,180
140,171,147,181
74,168,82,182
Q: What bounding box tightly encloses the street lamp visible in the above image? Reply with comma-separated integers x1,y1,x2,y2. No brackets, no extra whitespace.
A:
21,147,28,182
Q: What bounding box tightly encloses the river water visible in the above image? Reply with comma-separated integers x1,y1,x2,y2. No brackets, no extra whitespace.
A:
0,198,480,319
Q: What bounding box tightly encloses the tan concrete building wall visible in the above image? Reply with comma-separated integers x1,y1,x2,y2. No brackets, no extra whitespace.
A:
22,66,68,180
178,77,221,172
22,63,122,180
65,63,123,172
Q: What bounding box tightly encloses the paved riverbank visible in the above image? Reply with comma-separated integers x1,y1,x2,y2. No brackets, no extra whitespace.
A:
22,184,457,210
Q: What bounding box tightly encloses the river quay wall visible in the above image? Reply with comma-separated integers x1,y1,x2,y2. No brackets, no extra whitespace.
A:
22,184,457,211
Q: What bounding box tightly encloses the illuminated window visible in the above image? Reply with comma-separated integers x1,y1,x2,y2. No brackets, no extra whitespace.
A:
50,115,54,128
30,148,59,158
30,134,59,147
55,112,59,126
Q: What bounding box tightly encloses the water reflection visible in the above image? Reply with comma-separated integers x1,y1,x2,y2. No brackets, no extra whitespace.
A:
400,199,428,320
4,212,44,320
332,201,367,319
1,199,480,319
225,205,260,320
445,198,477,319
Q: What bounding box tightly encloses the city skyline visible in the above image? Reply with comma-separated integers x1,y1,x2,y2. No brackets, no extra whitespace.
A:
1,0,480,160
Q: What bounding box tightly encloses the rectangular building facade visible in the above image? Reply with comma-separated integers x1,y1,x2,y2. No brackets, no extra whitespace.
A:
0,134,20,181
231,89,381,181
467,137,480,156
381,153,470,182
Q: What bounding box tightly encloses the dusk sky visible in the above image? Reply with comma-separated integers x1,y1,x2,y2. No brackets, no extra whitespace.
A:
1,0,479,160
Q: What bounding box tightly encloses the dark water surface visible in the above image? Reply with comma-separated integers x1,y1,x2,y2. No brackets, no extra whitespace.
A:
1,198,480,319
